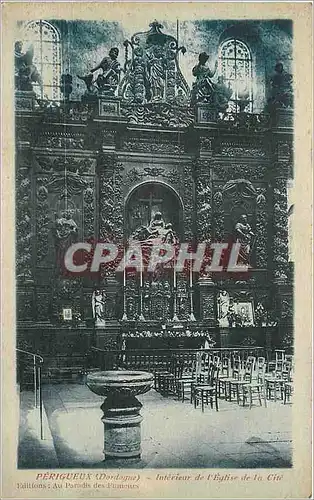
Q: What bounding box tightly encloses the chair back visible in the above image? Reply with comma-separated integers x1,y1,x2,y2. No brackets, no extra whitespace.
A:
246,355,256,370
231,357,241,380
281,361,292,381
256,363,266,383
220,356,230,377
257,356,266,369
209,365,220,387
275,349,285,371
212,355,220,367
242,358,254,382
172,359,184,380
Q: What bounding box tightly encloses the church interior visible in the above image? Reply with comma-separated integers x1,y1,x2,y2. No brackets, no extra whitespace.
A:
15,18,294,382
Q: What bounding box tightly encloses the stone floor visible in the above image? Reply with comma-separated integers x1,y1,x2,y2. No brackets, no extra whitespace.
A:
18,382,292,469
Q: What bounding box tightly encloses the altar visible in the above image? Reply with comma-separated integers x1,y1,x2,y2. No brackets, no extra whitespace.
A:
15,20,293,373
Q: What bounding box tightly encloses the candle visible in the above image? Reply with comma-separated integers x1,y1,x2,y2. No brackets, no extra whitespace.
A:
190,254,193,288
140,245,143,287
173,258,176,288
123,245,126,287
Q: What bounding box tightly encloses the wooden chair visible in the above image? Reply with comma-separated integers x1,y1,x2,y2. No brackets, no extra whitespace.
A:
193,365,220,412
217,356,231,399
229,358,254,405
177,352,202,402
190,356,212,405
158,359,184,397
242,363,267,409
218,356,241,401
283,380,293,404
265,360,292,401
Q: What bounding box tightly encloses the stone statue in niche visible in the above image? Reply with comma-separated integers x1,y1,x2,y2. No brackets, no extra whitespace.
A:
146,44,167,102
234,214,255,264
130,211,178,245
53,210,78,260
227,301,236,328
15,41,42,92
92,289,106,326
255,302,267,326
192,52,232,110
217,290,230,327
77,47,121,96
118,21,189,106
268,62,293,109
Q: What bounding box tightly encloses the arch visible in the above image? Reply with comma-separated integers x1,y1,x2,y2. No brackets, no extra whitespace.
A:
124,180,184,239
23,20,62,100
218,37,253,113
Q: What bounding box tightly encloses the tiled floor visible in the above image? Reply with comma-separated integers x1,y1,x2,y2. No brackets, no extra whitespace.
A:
19,382,293,470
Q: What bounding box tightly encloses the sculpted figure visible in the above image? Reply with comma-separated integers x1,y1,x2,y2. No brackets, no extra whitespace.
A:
192,52,232,111
217,290,230,327
234,214,255,264
192,52,218,102
92,289,106,324
77,47,121,95
269,62,293,108
146,45,166,101
15,41,42,92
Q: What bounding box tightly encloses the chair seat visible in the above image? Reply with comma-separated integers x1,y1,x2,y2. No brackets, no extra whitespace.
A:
195,384,215,391
178,377,194,383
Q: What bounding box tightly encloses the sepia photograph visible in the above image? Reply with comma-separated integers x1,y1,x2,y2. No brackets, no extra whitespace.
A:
1,2,312,499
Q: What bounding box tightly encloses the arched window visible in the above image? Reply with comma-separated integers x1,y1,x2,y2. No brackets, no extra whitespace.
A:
23,20,61,100
218,39,253,113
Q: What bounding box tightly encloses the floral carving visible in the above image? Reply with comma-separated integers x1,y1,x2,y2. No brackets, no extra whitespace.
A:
36,156,96,175
121,138,184,154
214,164,267,182
218,142,266,158
16,167,33,280
272,178,289,281
83,183,96,239
121,102,194,128
36,177,50,264
182,162,194,241
99,154,124,248
217,112,270,132
37,133,85,150
196,174,212,242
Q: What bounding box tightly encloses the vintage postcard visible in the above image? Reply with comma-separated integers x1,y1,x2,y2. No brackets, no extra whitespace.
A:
1,1,312,499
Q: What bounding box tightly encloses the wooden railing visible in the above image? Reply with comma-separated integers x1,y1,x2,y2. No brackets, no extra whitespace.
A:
86,346,266,375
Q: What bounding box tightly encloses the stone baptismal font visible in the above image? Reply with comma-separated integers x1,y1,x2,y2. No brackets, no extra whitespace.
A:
86,370,154,460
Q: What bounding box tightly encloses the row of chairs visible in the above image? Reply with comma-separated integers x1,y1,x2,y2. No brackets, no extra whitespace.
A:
154,351,293,412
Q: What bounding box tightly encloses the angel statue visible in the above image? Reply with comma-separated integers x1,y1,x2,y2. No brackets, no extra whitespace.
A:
15,41,42,92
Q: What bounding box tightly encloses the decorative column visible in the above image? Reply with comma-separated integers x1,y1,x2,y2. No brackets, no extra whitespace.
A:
271,138,293,347
195,153,217,326
97,151,124,346
86,370,154,460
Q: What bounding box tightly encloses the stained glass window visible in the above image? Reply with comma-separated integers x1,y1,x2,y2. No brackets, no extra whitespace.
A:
218,39,253,113
23,20,61,100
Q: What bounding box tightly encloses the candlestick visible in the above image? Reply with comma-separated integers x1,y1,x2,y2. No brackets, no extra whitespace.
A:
122,245,128,320
189,254,193,288
140,245,143,287
123,246,126,287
